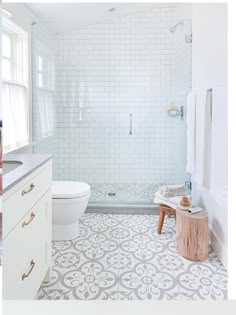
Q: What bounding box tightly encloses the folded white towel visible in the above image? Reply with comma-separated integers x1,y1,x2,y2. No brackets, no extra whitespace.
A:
155,191,168,200
154,197,178,210
154,194,191,210
158,184,187,197
186,91,196,175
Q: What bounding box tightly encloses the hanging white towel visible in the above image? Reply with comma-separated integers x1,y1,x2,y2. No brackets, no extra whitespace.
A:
210,86,227,204
194,89,212,188
186,91,196,175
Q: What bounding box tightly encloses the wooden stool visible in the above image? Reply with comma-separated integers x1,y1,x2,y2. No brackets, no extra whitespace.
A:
176,207,209,261
157,204,176,234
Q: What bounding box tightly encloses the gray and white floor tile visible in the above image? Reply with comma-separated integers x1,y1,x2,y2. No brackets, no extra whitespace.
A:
37,213,227,300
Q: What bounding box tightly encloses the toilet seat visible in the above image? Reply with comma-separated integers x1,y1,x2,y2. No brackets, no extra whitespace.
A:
52,181,90,199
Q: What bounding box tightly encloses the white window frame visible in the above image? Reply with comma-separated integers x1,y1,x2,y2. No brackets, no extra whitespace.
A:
36,55,44,89
2,30,14,81
2,16,31,153
36,50,55,92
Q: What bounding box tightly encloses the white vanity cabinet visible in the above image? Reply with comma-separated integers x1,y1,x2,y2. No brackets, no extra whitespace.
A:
2,159,52,300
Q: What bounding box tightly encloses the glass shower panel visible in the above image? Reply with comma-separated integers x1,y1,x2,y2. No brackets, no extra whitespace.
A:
31,24,56,169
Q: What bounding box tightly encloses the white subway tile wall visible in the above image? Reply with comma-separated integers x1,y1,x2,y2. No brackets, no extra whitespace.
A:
33,4,192,204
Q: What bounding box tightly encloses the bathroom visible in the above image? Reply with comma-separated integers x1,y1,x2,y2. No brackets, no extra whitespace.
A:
0,1,229,303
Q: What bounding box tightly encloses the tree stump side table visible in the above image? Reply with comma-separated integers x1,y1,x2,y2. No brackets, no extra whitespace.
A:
176,207,209,262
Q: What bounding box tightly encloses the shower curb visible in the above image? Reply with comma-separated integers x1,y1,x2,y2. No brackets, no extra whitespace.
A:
86,204,160,215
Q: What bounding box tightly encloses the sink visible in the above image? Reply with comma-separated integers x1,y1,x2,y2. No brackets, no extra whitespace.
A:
2,160,23,175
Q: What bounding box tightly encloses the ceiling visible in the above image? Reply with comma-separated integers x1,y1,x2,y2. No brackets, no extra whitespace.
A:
26,3,161,34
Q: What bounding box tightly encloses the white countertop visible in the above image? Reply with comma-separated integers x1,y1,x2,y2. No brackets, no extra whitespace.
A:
2,154,53,194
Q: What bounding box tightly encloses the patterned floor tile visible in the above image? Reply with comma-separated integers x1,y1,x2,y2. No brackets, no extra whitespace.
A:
118,258,181,300
36,269,63,300
54,261,119,300
177,264,227,300
165,240,228,300
73,233,119,260
37,213,228,300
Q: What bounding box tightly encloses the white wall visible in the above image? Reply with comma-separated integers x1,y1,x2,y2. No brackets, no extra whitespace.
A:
191,4,227,267
54,4,192,204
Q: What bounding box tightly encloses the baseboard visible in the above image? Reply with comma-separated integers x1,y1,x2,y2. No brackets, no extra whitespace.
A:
86,203,160,215
210,228,228,269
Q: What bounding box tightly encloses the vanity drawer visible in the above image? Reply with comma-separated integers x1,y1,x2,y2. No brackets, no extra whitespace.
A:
3,235,48,300
3,163,52,238
3,191,51,254
2,191,51,299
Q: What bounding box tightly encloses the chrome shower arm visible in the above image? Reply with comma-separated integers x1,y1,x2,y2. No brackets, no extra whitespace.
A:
129,113,132,135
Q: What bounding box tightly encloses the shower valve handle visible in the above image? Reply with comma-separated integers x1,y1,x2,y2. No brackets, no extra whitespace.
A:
129,114,132,135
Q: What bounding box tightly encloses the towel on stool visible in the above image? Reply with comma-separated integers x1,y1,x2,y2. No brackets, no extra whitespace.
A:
154,192,184,209
158,184,187,198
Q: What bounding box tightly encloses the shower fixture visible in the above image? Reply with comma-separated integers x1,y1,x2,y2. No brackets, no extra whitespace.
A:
169,20,184,33
168,106,184,120
129,113,133,135
185,34,192,43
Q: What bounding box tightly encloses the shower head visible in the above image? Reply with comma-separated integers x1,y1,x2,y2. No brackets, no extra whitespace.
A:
169,20,184,33
169,26,176,33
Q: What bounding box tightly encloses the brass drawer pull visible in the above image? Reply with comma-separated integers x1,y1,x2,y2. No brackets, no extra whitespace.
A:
22,260,36,281
22,212,36,228
22,183,35,196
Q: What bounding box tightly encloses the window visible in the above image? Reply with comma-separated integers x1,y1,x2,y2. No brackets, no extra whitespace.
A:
2,18,29,152
37,55,44,88
36,53,54,91
2,32,13,81
34,43,55,139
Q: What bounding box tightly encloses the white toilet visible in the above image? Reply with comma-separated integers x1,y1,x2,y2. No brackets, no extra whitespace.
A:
52,181,91,241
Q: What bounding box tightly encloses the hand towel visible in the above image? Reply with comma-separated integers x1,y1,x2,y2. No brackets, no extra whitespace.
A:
186,91,196,175
194,89,212,188
210,86,227,204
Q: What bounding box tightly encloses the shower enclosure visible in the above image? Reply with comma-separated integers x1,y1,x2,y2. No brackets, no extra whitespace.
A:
32,4,192,206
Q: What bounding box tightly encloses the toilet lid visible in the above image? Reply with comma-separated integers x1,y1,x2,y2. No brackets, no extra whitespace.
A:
52,181,90,199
